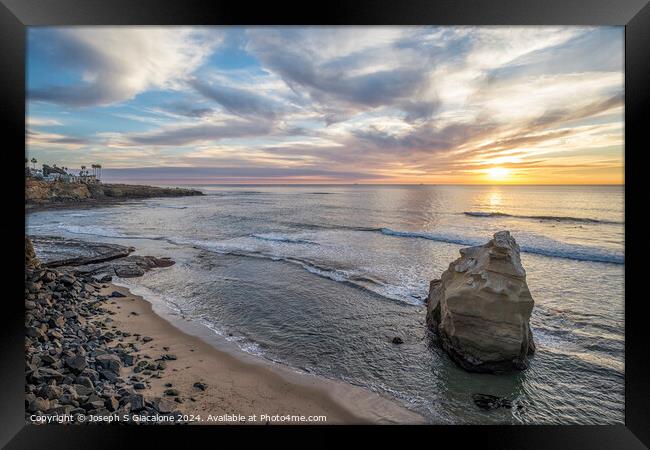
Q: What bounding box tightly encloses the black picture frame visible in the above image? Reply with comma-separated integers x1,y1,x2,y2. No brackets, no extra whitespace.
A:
1,0,648,448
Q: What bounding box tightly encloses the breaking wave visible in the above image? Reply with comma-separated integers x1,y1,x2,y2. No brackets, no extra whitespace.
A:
377,228,623,265
463,211,623,225
251,234,319,245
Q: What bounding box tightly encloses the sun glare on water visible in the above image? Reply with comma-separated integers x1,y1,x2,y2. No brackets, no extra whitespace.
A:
486,167,511,181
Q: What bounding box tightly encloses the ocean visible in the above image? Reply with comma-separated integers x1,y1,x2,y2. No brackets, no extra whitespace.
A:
27,184,625,424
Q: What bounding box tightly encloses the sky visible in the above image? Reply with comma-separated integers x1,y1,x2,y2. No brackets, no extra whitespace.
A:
26,26,624,185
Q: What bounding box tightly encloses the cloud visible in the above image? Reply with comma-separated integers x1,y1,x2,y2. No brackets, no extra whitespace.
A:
26,26,625,183
189,78,285,118
27,129,91,149
157,101,214,118
486,27,623,80
27,117,63,127
245,28,438,121
101,166,388,183
29,27,221,106
126,119,273,146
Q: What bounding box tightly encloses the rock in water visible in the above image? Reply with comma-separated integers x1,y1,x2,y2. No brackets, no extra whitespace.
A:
471,393,513,410
426,231,535,373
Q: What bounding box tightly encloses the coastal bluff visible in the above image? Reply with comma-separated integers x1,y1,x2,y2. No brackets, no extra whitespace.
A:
26,179,203,209
426,231,535,373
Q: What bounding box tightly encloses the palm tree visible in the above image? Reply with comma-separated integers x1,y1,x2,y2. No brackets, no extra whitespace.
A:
31,157,37,170
80,165,86,176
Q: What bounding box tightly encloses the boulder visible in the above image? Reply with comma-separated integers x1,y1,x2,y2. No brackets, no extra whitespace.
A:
95,354,122,374
123,394,145,411
65,354,88,374
426,231,535,373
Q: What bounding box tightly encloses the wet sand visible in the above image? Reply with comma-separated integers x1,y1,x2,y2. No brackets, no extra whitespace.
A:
101,283,425,425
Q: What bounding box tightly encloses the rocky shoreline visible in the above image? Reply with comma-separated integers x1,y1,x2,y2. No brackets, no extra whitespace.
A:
26,179,204,211
25,238,192,423
25,236,424,425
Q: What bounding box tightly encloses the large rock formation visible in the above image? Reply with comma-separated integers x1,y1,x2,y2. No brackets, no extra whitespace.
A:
426,231,535,373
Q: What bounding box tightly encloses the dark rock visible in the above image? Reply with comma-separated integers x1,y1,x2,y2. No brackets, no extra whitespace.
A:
95,354,122,373
472,393,513,411
30,367,64,383
193,382,207,391
49,315,65,329
65,355,87,374
100,370,120,382
40,354,57,366
123,394,145,411
164,388,180,396
391,336,404,345
120,353,135,367
105,396,120,411
75,377,94,390
37,384,63,400
82,399,105,411
25,392,36,406
59,274,76,286
26,326,47,341
110,291,126,298
114,266,145,278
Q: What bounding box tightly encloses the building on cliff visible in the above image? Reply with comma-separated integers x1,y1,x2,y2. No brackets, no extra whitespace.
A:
35,163,102,184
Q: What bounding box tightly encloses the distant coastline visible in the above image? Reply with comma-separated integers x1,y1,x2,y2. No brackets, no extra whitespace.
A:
25,178,204,211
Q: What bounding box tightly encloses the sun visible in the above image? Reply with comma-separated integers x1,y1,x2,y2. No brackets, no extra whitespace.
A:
486,167,511,181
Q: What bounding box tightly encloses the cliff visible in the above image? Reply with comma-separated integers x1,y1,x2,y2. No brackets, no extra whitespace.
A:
26,179,203,209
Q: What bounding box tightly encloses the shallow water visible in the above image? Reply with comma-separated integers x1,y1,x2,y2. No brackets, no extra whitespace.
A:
27,184,624,424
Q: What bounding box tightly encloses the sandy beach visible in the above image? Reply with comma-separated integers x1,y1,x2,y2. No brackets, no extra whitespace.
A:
99,283,424,425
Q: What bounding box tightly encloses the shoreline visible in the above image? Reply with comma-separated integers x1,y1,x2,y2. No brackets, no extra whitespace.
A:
25,233,424,425
101,281,425,424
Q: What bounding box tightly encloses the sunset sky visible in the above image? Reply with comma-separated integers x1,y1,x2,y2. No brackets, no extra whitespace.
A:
27,26,624,184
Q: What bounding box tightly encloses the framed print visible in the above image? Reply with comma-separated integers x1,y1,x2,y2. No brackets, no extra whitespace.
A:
1,0,648,448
